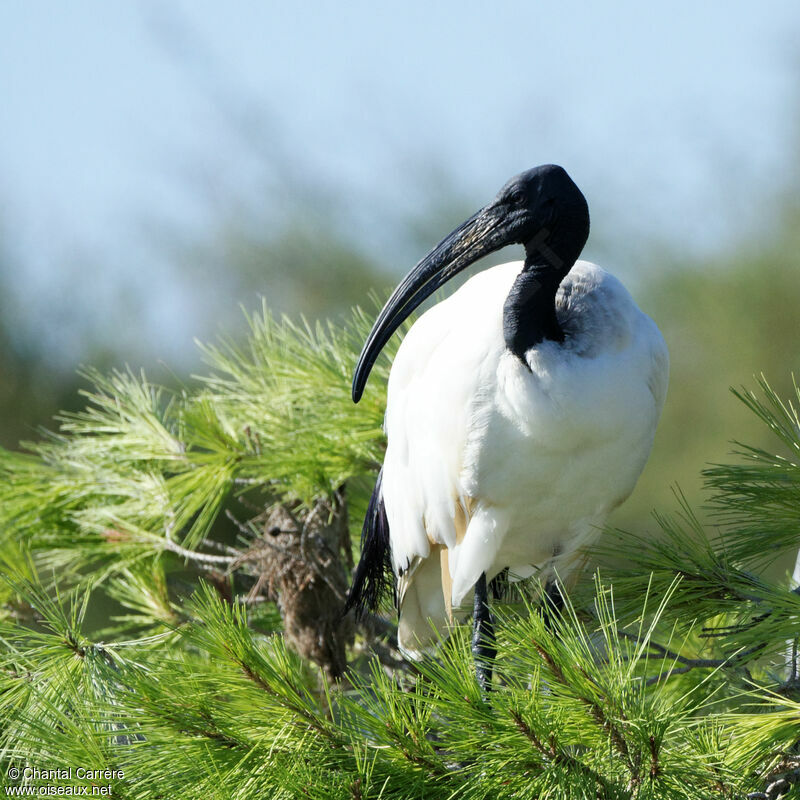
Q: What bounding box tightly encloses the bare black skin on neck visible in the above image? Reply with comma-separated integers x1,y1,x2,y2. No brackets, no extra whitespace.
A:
503,206,590,362
503,267,565,359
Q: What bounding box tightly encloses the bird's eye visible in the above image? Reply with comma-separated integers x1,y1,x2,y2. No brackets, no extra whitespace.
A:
508,189,525,206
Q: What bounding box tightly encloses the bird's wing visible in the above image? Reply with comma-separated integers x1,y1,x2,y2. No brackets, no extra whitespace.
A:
381,262,522,578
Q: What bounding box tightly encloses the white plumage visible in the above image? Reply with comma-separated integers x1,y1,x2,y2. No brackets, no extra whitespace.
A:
345,166,669,678
383,260,668,655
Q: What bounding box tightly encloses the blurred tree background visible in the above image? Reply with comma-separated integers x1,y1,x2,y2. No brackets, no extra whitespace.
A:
3,113,800,567
1,3,798,560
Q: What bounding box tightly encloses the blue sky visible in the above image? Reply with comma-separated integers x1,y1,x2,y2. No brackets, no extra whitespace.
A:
1,1,799,365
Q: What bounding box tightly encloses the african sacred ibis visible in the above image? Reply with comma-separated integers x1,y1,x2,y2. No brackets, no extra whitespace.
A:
345,165,668,690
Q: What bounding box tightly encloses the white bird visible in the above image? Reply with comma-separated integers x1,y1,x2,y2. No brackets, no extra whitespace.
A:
345,165,668,689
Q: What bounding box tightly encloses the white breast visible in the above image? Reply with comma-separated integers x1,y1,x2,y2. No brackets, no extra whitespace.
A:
381,260,668,653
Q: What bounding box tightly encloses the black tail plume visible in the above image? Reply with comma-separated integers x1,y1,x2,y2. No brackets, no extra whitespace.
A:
344,469,394,619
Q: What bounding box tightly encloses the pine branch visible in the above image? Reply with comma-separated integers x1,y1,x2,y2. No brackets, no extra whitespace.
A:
1,306,800,796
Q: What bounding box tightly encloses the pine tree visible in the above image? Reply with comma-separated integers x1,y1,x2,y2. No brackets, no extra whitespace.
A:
0,303,798,799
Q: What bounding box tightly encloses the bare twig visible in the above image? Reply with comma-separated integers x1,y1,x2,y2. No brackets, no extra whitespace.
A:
160,538,237,566
616,629,762,686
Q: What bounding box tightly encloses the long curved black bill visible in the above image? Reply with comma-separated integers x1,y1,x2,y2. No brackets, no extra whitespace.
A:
352,204,507,402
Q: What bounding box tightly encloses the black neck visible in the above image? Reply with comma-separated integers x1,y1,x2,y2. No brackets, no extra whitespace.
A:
503,267,565,361
502,212,587,362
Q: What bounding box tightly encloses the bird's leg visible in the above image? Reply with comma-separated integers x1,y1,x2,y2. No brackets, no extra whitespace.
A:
472,572,496,695
542,579,564,630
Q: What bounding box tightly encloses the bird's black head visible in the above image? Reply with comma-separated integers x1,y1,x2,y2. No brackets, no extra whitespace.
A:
352,164,590,402
494,164,590,272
